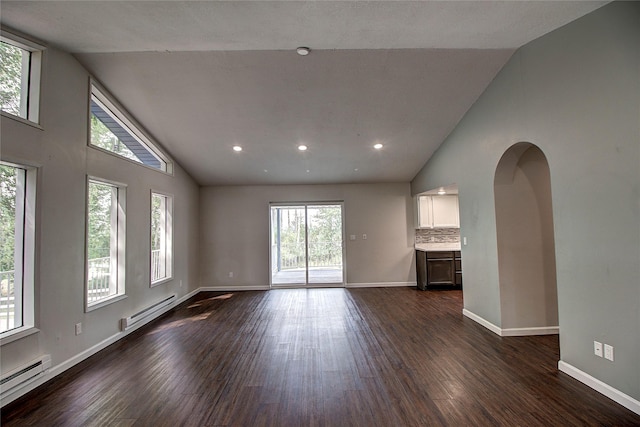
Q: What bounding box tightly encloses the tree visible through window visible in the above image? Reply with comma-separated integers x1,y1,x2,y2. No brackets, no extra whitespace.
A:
89,84,170,172
87,179,125,306
1,34,41,123
151,192,172,284
0,41,25,117
0,162,34,335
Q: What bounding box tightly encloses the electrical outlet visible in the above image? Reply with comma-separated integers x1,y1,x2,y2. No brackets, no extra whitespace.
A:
362,234,367,240
604,344,614,361
75,323,82,336
594,341,603,357
229,272,234,278
350,235,356,241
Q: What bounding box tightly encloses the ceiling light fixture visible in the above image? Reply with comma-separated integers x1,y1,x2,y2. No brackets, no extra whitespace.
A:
298,144,308,151
437,188,446,195
232,145,242,152
296,47,310,56
374,143,383,150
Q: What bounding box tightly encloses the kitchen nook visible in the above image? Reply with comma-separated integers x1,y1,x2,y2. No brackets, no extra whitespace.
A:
414,185,462,290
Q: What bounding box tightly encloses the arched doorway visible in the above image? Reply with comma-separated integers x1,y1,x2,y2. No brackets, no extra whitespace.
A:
494,143,559,335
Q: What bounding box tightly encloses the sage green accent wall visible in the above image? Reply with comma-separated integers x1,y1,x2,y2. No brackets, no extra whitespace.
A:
411,2,640,400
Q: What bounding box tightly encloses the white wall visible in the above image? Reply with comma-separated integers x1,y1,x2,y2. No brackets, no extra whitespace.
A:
200,183,415,288
0,46,200,384
411,2,640,402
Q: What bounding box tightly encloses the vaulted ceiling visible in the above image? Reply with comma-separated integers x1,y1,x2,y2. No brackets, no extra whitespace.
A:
1,1,606,185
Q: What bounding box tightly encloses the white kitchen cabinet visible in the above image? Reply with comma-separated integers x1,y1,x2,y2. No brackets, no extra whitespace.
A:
416,195,459,228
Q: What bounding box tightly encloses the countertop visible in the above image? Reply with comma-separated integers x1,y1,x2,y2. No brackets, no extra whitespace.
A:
415,242,461,252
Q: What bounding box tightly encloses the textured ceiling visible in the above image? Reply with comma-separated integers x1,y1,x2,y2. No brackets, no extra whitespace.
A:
0,1,607,185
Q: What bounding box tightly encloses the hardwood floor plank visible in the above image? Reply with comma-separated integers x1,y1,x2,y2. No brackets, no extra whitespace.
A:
3,288,640,426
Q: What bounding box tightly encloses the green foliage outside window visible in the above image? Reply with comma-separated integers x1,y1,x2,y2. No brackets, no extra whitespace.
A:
0,41,24,117
90,114,141,163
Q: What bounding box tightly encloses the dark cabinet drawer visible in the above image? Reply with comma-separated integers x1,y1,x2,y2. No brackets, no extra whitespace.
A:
427,251,454,259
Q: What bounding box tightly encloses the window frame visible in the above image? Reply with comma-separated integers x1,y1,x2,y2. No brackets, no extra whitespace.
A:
0,161,37,346
85,176,127,312
0,29,44,125
88,80,173,175
150,191,173,287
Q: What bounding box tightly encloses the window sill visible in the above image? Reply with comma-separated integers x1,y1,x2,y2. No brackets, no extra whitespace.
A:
86,294,128,312
150,276,173,288
1,111,43,130
0,326,40,346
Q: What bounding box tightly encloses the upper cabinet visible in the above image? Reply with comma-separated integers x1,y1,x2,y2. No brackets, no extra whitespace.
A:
416,195,460,228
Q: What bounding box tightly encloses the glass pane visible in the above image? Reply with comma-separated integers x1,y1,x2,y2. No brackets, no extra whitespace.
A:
271,206,306,285
90,111,143,164
0,164,25,332
151,193,167,282
87,181,116,303
307,205,343,284
0,41,26,117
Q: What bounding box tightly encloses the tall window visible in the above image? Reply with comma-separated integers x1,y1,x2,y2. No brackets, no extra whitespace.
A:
90,83,171,173
0,33,42,123
0,162,36,339
86,178,126,309
150,192,172,285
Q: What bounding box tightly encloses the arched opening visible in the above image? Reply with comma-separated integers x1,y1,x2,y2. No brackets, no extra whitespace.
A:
494,143,558,335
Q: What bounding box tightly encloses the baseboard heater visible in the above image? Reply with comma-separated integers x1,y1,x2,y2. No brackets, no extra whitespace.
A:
120,294,176,331
0,355,52,400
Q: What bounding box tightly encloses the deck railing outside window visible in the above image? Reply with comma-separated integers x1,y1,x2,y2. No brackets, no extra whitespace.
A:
87,256,111,303
279,241,342,271
151,249,163,282
0,270,15,332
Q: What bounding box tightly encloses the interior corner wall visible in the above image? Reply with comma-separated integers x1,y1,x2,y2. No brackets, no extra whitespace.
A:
0,46,200,382
411,2,640,401
199,183,415,288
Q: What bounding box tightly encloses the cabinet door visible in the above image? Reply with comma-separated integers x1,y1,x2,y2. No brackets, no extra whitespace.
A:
417,195,433,228
431,195,459,228
426,259,455,286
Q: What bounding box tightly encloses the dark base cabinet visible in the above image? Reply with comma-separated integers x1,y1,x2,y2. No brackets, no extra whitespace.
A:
416,250,462,290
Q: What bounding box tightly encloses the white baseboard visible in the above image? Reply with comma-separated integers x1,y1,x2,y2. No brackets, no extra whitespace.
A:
0,288,199,407
462,309,502,336
346,282,416,288
200,283,416,291
501,326,559,336
199,285,270,292
462,309,559,337
558,361,640,415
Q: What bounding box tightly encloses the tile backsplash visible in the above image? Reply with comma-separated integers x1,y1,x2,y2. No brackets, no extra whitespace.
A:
415,228,460,244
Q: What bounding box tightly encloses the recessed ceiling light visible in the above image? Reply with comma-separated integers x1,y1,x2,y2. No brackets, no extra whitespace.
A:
232,145,242,152
296,47,310,56
374,143,383,150
298,145,308,151
306,169,310,173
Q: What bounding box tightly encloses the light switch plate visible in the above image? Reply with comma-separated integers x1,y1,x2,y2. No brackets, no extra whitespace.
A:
594,341,603,357
604,344,614,361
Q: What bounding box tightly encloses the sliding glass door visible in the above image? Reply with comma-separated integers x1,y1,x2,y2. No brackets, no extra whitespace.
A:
270,203,344,287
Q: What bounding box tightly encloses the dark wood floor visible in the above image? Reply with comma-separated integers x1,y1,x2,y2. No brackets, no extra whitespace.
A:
3,288,640,426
